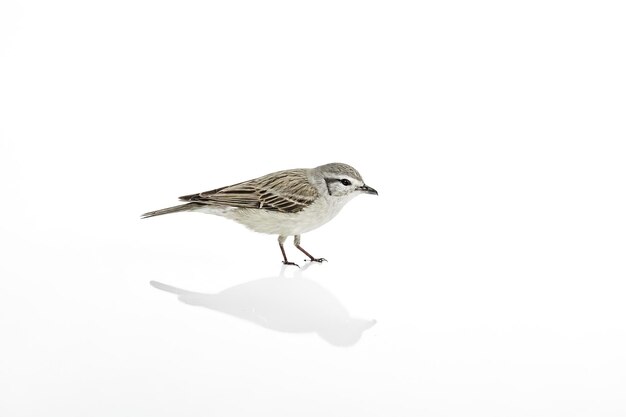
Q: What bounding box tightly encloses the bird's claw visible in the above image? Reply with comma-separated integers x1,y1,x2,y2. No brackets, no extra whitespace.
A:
308,258,327,263
283,261,300,268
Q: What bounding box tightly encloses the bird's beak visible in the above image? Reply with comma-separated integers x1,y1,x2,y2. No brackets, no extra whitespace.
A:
358,184,378,195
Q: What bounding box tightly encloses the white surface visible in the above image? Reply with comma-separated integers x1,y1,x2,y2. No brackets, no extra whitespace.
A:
1,1,625,416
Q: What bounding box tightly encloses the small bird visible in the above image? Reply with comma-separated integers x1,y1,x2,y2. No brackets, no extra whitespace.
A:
141,162,378,266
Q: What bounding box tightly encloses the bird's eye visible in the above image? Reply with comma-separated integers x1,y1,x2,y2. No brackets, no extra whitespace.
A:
340,179,352,186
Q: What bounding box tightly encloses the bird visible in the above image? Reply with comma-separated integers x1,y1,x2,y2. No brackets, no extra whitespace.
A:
141,162,378,266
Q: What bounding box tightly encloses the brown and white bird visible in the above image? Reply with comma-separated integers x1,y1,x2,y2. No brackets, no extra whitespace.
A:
141,162,378,266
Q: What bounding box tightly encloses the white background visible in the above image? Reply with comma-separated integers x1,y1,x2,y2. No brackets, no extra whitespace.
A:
1,1,625,416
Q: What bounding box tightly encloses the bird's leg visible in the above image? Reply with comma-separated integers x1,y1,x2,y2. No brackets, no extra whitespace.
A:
294,235,327,263
278,235,299,267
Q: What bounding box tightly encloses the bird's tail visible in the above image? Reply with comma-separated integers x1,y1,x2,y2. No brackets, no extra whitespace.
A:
140,202,203,219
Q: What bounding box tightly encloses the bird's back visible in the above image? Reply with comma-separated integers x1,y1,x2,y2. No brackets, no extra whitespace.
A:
179,168,319,214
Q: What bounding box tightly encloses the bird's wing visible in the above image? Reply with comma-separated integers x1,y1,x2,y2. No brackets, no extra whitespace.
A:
179,169,319,213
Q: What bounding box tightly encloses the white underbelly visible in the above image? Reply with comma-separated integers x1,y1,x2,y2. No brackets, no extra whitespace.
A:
217,198,347,236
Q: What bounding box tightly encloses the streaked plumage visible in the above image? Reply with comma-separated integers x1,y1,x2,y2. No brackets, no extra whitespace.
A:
179,169,318,213
141,162,377,265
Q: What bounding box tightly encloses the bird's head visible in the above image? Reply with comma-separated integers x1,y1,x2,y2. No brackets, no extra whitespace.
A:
314,162,378,198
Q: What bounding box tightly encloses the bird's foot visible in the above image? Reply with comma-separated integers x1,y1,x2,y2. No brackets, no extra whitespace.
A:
283,261,300,268
307,258,327,263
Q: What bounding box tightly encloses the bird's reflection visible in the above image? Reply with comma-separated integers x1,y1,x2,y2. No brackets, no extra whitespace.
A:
150,264,376,346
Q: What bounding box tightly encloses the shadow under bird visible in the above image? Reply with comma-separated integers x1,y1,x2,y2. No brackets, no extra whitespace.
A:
141,162,378,265
150,270,376,346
